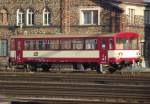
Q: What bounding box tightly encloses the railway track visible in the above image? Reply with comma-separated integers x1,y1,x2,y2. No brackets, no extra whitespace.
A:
0,72,149,86
0,72,149,104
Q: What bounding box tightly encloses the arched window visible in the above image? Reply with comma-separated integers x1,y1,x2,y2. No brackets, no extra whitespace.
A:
16,9,24,26
0,9,8,25
26,9,34,26
43,8,51,26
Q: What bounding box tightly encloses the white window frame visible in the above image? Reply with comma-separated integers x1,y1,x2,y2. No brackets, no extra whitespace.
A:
128,8,135,24
16,9,24,26
26,9,34,26
0,40,8,56
43,8,51,26
80,7,101,25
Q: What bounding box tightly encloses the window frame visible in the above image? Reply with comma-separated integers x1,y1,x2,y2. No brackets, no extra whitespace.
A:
16,9,24,26
80,7,101,25
43,8,51,26
128,8,135,24
26,9,34,26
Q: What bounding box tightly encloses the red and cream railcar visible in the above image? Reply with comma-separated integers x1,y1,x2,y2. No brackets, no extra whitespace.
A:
9,32,141,72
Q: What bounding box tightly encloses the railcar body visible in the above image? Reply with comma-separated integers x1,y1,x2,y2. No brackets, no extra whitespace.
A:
9,32,141,72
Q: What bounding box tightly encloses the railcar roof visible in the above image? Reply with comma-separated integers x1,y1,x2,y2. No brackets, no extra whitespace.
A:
10,34,113,39
10,32,140,39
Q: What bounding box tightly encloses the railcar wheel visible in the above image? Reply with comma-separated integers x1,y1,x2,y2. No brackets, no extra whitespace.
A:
42,66,50,72
27,64,37,72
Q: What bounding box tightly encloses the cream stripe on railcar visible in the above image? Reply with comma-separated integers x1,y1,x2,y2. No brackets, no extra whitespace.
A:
23,51,100,58
108,50,140,58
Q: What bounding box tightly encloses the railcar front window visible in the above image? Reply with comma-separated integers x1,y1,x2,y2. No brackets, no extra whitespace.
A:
116,38,129,49
130,38,138,49
116,38,138,49
102,40,106,49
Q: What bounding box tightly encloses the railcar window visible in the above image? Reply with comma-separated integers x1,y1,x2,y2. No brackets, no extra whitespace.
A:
47,40,51,50
130,38,138,49
85,39,96,49
109,39,114,49
37,40,46,50
24,40,31,50
116,38,129,49
50,40,60,49
102,40,106,49
72,40,84,50
60,40,71,49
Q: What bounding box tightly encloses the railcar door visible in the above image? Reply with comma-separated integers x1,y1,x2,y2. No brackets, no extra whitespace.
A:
100,38,109,64
16,39,23,63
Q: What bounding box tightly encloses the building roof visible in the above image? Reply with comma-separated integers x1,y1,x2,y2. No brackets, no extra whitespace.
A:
100,0,123,12
115,0,144,4
144,0,150,3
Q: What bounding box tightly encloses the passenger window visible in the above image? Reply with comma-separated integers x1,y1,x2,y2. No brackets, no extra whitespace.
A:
109,39,114,49
85,39,97,50
47,40,51,50
102,40,106,49
60,40,71,49
72,40,84,50
51,40,60,50
37,40,46,50
24,40,31,50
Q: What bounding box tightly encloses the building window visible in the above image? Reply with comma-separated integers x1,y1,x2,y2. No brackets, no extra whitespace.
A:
16,9,24,26
80,7,100,25
128,8,135,24
0,40,8,56
26,9,34,26
43,8,51,26
0,9,8,25
145,10,150,24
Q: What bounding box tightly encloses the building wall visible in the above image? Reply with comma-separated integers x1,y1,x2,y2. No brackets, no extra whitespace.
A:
0,0,122,36
0,0,121,63
119,3,145,35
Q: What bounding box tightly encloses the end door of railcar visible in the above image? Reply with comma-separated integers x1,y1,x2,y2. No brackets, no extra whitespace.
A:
99,37,114,64
16,39,23,64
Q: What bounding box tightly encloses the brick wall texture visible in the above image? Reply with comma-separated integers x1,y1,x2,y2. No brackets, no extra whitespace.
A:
0,0,123,37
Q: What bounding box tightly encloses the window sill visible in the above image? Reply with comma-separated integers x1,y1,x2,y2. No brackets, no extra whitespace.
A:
79,24,100,27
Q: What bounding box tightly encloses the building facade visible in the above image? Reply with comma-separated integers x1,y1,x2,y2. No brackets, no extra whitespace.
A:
144,1,150,67
118,0,145,35
0,0,145,64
